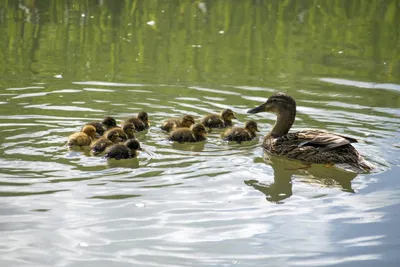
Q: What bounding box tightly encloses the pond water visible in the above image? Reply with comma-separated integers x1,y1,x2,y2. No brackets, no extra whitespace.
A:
1,1,400,266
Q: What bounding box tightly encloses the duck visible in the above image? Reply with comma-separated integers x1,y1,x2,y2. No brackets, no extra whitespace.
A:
223,120,259,143
84,116,117,135
160,115,196,132
168,123,207,143
91,130,123,155
201,109,237,128
103,123,136,142
67,125,97,147
123,112,149,132
104,139,142,160
247,92,374,172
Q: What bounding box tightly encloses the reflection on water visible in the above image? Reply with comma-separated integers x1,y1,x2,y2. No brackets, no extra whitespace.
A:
0,1,400,267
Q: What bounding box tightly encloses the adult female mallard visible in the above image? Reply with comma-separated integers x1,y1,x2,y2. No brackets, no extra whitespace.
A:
223,120,259,143
201,109,236,129
247,92,374,172
160,115,196,132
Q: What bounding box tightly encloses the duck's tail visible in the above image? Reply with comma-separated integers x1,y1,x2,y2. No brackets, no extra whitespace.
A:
337,157,375,173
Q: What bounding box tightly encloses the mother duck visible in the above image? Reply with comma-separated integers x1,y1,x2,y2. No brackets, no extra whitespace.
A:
247,92,374,173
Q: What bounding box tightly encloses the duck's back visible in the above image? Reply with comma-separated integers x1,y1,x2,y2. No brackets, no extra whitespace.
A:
68,132,91,146
223,128,253,143
84,122,104,135
169,128,196,143
201,114,224,128
161,119,180,132
125,118,148,131
105,144,134,160
91,137,113,155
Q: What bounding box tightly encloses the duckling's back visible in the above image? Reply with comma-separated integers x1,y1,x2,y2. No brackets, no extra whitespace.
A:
168,128,196,143
67,132,92,146
201,114,224,128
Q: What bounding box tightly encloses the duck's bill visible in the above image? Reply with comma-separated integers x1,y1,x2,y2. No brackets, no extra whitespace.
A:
247,104,265,114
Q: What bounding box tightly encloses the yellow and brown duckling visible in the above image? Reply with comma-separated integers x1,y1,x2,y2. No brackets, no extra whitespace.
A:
247,92,374,172
201,109,237,129
168,123,207,143
104,139,142,160
91,130,123,155
123,112,149,132
84,116,117,136
160,115,196,132
223,120,259,143
67,125,97,147
104,123,136,143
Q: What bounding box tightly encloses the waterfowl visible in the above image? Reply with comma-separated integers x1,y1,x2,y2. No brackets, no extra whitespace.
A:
247,92,374,172
223,120,259,143
201,109,236,128
160,115,196,132
104,123,136,142
168,123,207,143
123,112,149,132
104,139,142,160
91,130,122,155
67,125,97,147
84,116,117,135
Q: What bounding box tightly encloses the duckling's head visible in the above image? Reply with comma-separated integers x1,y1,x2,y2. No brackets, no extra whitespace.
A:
123,123,136,138
106,130,122,143
102,117,117,128
182,115,196,126
245,120,260,133
191,123,208,137
82,125,97,139
125,139,142,151
247,92,296,114
137,112,149,123
221,109,237,121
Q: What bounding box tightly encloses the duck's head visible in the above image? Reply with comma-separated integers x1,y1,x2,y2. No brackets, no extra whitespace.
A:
102,117,117,128
181,115,196,127
106,130,122,143
245,120,260,133
122,123,136,138
191,123,208,137
221,109,237,121
125,139,142,151
247,92,296,114
137,112,149,124
82,125,97,139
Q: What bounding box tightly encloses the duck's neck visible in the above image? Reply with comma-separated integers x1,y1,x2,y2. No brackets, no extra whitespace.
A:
267,108,296,138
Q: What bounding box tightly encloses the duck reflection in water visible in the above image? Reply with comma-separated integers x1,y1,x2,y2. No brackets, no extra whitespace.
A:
245,154,358,203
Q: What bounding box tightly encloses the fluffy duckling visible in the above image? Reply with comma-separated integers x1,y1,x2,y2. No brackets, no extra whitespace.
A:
67,125,97,147
124,112,149,132
104,123,136,142
223,120,259,143
91,130,122,155
168,123,207,143
201,109,237,128
85,116,117,135
160,115,196,132
104,139,142,160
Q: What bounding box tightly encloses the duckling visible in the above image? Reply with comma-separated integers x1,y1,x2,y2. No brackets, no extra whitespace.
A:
67,125,97,147
247,92,374,172
201,109,237,128
168,123,207,143
84,116,117,135
160,115,196,132
91,130,123,155
104,139,142,160
123,111,149,132
223,120,260,143
104,123,136,142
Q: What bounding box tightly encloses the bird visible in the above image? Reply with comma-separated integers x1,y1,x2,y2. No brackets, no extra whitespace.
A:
104,139,142,160
103,123,136,142
223,120,259,143
67,125,97,147
201,109,236,128
160,115,196,132
123,112,149,132
168,123,208,143
91,130,123,155
247,92,374,173
84,116,117,136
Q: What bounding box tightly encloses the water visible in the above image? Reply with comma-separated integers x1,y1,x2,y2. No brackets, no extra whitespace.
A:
1,1,400,266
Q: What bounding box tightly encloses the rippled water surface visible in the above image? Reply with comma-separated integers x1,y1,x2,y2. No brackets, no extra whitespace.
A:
1,1,400,266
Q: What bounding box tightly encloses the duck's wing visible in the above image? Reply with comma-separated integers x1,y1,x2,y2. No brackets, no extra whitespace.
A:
279,130,358,152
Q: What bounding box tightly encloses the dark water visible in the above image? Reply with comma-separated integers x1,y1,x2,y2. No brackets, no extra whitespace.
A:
1,1,400,266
